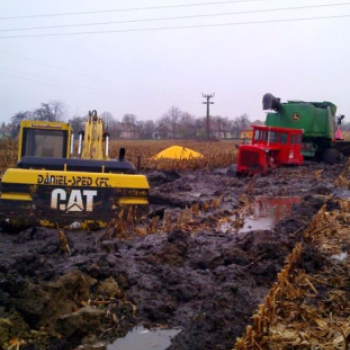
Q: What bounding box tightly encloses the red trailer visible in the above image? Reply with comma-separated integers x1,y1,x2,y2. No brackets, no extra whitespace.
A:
237,125,304,176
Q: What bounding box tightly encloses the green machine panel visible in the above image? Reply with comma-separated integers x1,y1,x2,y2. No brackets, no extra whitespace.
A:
265,101,336,140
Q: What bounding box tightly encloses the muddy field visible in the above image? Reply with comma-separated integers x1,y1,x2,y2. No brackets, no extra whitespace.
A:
0,161,346,350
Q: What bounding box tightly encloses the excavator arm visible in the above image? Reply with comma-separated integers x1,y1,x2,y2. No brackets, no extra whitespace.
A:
78,110,109,160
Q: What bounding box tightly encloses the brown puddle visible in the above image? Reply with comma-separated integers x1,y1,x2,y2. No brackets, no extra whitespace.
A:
218,196,302,233
107,326,181,350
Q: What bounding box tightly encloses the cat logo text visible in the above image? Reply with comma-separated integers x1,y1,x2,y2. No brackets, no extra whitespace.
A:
51,189,97,212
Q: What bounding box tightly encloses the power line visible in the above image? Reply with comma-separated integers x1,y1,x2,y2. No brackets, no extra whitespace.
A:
0,49,116,85
0,50,195,100
0,13,349,39
2,3,349,32
0,69,125,99
0,66,117,94
0,0,276,20
0,66,199,104
0,70,166,103
0,70,93,94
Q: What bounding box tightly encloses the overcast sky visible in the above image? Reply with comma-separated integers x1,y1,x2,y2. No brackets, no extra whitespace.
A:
0,0,349,123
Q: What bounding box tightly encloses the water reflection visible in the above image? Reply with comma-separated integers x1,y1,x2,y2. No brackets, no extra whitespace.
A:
219,196,301,233
108,326,181,350
242,196,301,232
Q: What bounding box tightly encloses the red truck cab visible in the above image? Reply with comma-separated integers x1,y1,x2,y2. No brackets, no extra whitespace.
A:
237,125,304,175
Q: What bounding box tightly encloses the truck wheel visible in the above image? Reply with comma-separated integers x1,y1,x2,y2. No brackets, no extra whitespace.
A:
322,149,342,165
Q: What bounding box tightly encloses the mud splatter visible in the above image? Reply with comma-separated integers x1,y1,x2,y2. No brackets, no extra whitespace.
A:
0,161,345,350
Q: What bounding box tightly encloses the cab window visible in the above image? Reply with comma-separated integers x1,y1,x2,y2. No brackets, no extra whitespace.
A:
21,129,68,158
280,133,288,144
254,129,263,141
267,131,278,143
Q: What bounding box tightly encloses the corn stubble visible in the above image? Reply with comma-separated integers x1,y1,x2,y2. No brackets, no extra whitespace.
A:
98,194,227,241
0,139,238,177
0,139,17,176
7,138,350,349
109,140,238,170
234,161,350,350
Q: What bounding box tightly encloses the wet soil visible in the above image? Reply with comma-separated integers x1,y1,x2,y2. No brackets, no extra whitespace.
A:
0,162,345,350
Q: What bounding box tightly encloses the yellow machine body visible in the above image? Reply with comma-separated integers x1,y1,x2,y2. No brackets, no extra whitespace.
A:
0,114,149,229
81,116,105,160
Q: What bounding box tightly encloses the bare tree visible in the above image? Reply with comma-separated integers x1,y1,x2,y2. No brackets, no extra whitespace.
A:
179,112,196,138
215,116,224,138
34,103,54,121
11,111,32,125
123,113,137,139
10,111,27,137
69,115,86,133
231,114,250,137
100,111,113,123
34,100,67,122
162,106,181,138
137,120,155,139
342,120,350,131
213,116,230,138
50,100,67,121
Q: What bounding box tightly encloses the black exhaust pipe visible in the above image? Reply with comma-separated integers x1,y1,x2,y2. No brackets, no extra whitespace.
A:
118,147,126,161
262,93,281,111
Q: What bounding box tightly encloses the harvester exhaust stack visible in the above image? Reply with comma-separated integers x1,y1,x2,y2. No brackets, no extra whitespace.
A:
263,93,282,111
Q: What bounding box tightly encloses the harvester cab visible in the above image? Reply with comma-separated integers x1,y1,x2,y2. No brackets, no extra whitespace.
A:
0,112,149,230
237,125,304,176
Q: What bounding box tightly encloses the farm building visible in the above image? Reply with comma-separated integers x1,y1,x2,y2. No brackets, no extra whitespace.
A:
239,120,264,139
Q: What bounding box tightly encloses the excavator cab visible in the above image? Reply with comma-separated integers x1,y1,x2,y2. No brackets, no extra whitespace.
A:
0,112,149,230
18,120,71,159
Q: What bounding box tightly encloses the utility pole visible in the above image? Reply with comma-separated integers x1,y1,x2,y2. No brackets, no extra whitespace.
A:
202,93,215,139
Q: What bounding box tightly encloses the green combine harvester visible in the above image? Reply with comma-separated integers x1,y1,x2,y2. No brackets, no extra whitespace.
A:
263,93,350,164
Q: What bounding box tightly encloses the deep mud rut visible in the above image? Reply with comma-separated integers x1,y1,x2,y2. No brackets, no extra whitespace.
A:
0,162,345,350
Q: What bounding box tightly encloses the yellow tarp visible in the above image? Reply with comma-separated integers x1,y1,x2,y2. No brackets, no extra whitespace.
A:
152,146,203,160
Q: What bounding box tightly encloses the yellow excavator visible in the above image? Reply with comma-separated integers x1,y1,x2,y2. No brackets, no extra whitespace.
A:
0,110,149,230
